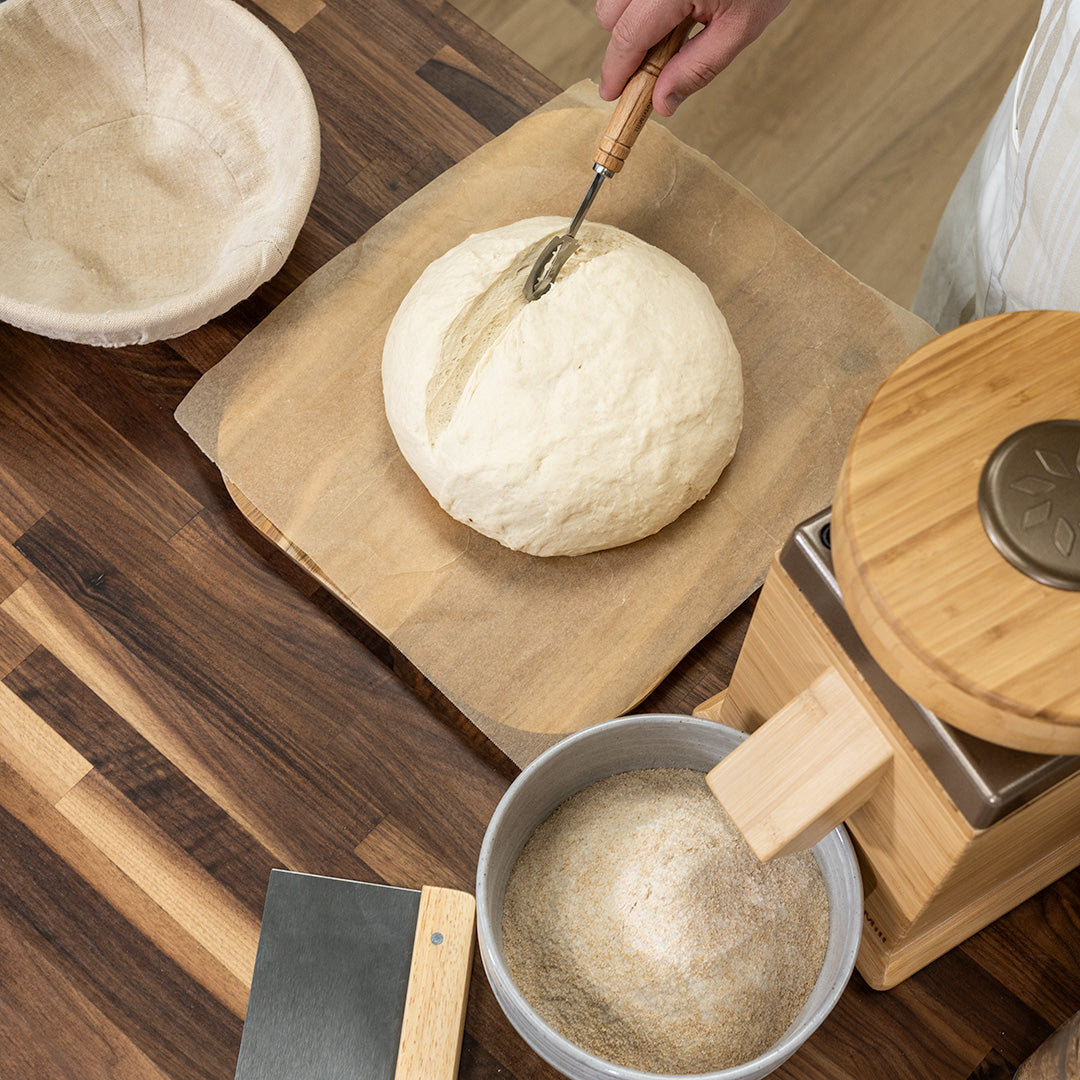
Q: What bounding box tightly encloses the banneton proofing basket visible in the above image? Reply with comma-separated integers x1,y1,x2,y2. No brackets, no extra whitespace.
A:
0,0,320,347
476,715,862,1080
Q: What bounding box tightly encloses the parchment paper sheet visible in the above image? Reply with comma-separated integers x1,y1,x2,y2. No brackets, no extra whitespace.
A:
177,81,934,766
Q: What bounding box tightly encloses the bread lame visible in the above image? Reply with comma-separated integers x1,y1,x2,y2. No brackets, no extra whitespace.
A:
523,17,696,301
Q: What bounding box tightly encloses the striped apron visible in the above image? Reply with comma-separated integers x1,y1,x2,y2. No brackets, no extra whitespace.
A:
913,0,1080,332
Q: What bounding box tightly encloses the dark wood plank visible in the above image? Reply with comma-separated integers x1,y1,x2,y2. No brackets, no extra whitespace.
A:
0,910,174,1080
0,350,200,547
4,647,279,916
12,512,386,842
0,775,243,1078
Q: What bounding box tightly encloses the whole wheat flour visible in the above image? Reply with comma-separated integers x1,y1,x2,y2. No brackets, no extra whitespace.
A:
501,768,829,1074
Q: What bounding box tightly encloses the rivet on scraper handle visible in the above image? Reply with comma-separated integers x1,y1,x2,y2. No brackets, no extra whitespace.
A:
523,16,697,301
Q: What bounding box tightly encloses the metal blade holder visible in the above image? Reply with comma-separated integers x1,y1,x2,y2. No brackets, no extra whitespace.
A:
523,17,695,301
522,164,609,301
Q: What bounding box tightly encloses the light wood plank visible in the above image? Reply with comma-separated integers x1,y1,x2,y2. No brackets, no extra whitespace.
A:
0,534,33,603
0,681,92,804
0,576,377,874
251,0,325,33
0,758,251,1019
54,771,261,989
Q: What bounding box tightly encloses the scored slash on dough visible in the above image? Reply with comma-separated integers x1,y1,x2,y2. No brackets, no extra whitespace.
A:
424,237,545,442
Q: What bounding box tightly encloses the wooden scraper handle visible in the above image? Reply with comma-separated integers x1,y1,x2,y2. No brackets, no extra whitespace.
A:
394,886,476,1080
595,16,696,173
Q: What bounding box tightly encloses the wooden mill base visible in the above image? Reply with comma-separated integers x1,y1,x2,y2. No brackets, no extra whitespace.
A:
697,556,1080,990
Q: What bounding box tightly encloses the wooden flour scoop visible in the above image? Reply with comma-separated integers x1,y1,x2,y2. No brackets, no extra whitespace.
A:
702,311,1080,987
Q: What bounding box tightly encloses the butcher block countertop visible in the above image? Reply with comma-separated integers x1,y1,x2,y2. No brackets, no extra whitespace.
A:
0,2,1077,1079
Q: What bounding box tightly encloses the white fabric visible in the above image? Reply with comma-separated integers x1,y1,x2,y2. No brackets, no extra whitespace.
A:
0,0,320,347
914,0,1080,331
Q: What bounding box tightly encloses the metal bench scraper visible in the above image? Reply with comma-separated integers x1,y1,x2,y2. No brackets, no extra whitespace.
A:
234,870,476,1080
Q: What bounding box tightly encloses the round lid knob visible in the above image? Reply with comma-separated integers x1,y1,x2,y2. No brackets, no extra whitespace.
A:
831,311,1080,755
978,419,1080,590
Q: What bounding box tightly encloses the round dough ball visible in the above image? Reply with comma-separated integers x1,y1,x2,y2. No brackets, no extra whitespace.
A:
381,217,742,557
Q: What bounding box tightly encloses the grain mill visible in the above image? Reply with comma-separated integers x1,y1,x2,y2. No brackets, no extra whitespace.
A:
705,309,1080,989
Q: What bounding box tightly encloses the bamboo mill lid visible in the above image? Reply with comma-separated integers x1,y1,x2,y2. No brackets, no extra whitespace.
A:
831,310,1080,755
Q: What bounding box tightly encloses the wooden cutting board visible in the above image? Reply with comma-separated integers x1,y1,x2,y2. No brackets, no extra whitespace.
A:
177,81,934,766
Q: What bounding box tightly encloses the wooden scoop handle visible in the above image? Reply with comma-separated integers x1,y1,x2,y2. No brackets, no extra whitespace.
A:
595,16,696,174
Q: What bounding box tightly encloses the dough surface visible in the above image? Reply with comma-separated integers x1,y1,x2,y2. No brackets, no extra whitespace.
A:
382,217,743,557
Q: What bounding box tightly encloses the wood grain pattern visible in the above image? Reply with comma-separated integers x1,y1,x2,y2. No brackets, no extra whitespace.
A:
832,311,1080,754
593,17,693,172
395,886,476,1080
251,0,324,33
0,1,1076,1079
706,667,893,860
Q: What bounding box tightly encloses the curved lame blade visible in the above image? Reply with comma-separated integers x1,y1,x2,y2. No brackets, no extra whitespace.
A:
522,233,578,301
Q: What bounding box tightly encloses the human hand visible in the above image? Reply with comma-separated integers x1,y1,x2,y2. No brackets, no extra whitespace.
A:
596,0,792,116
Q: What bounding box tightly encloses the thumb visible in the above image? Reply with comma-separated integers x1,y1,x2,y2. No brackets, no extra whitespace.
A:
652,14,758,114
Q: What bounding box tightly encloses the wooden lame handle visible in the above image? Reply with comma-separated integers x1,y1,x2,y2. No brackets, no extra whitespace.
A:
595,16,695,173
393,886,476,1080
706,668,893,861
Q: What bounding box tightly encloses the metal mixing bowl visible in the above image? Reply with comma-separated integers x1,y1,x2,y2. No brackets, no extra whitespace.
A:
476,713,862,1080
